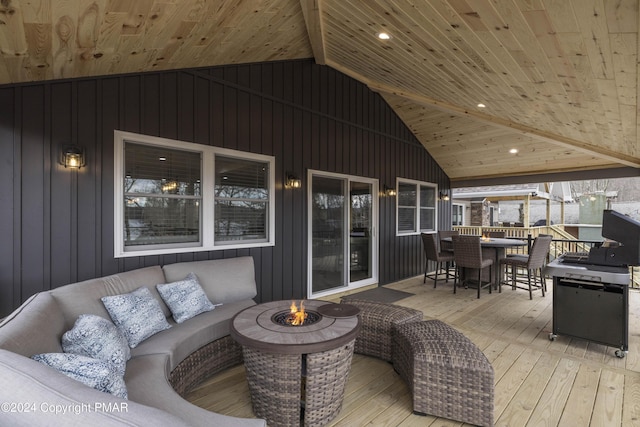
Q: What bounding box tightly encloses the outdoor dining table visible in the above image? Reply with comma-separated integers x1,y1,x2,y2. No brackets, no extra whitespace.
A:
442,236,527,289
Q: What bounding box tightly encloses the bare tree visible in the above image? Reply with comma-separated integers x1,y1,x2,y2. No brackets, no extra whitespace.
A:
570,180,609,200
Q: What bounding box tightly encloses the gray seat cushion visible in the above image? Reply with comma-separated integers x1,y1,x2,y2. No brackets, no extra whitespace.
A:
126,353,266,427
0,349,191,427
131,299,256,371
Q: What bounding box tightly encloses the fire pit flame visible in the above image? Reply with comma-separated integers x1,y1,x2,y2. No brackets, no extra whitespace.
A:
272,300,322,326
289,300,307,325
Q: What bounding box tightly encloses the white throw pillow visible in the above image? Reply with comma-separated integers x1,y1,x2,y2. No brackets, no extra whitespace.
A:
31,353,128,399
61,314,131,376
156,272,216,324
101,287,171,348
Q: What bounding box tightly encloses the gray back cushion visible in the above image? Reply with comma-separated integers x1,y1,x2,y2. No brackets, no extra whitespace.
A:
50,266,169,329
0,293,65,356
162,257,257,304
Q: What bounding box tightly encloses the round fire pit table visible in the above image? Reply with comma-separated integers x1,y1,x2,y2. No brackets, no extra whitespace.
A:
230,300,360,427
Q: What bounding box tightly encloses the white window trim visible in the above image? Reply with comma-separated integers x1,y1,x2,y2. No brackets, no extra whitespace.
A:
114,130,275,258
395,177,438,236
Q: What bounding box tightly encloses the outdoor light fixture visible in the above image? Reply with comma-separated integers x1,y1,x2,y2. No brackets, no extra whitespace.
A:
384,185,397,197
61,145,85,169
439,191,450,201
161,180,179,193
285,174,302,189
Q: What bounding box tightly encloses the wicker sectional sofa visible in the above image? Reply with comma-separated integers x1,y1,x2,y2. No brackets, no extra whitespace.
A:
0,257,266,427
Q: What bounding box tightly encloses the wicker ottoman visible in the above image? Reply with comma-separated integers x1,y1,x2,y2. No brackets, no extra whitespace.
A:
340,298,422,361
392,320,494,426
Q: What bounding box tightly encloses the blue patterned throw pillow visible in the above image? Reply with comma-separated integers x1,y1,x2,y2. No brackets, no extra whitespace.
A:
62,314,131,376
32,353,128,399
156,272,216,324
101,287,171,348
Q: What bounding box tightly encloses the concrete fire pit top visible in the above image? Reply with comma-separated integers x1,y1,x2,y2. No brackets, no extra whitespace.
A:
230,300,360,354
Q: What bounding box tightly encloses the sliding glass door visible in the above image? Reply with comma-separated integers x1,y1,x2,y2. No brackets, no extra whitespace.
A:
310,175,345,292
349,181,373,283
309,171,378,297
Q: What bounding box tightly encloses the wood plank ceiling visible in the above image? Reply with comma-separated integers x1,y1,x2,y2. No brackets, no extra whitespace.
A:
1,0,638,185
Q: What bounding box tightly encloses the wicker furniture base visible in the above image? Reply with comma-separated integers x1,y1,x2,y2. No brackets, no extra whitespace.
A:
243,348,302,427
242,340,356,427
392,320,494,427
340,298,422,361
304,340,355,426
169,335,243,397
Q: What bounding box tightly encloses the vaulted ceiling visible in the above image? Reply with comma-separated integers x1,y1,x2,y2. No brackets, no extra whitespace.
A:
1,0,638,185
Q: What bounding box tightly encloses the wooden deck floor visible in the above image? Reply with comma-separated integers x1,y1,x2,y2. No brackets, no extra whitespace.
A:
187,276,640,426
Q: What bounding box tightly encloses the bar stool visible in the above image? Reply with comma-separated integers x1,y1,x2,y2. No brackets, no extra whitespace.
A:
452,235,493,299
421,233,456,288
499,234,552,299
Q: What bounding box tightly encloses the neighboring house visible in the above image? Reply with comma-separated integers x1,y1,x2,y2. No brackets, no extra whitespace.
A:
452,183,573,227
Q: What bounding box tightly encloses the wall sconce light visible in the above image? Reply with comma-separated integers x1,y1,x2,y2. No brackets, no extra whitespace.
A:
61,145,85,169
285,174,302,189
161,180,179,193
384,185,397,197
439,191,450,201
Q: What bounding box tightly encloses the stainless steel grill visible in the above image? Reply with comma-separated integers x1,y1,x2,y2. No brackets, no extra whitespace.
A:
543,210,637,359
545,258,630,285
544,258,630,358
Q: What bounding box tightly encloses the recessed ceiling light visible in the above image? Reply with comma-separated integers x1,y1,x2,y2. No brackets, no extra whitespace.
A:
477,103,486,108
509,148,518,154
377,32,391,40
159,156,167,161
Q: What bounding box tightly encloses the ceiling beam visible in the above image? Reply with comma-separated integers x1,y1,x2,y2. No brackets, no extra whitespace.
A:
375,84,640,168
299,0,327,65
451,167,640,188
325,59,640,169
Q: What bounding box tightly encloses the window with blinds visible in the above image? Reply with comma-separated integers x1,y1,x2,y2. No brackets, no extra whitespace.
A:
124,143,202,248
396,179,438,235
419,184,436,231
114,131,275,257
397,182,417,233
214,156,269,243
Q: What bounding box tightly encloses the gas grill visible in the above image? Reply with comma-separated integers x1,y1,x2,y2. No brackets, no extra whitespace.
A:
545,259,630,285
543,210,638,358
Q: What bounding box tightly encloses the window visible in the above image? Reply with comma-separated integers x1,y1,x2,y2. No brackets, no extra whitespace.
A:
124,143,202,248
396,179,437,235
452,204,464,226
114,131,275,257
214,156,269,243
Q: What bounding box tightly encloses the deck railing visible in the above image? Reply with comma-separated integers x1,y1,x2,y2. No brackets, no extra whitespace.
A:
452,225,639,288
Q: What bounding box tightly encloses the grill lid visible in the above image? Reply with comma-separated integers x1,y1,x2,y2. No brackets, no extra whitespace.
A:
545,259,630,285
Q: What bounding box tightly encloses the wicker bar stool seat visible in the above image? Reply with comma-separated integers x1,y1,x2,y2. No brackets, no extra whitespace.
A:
340,298,422,361
452,234,494,299
499,234,552,299
421,233,456,288
392,320,494,427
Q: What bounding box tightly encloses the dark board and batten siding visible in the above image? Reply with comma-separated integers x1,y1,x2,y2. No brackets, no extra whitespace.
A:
0,59,451,317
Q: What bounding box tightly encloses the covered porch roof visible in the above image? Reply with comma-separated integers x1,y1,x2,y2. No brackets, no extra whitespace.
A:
1,0,638,185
